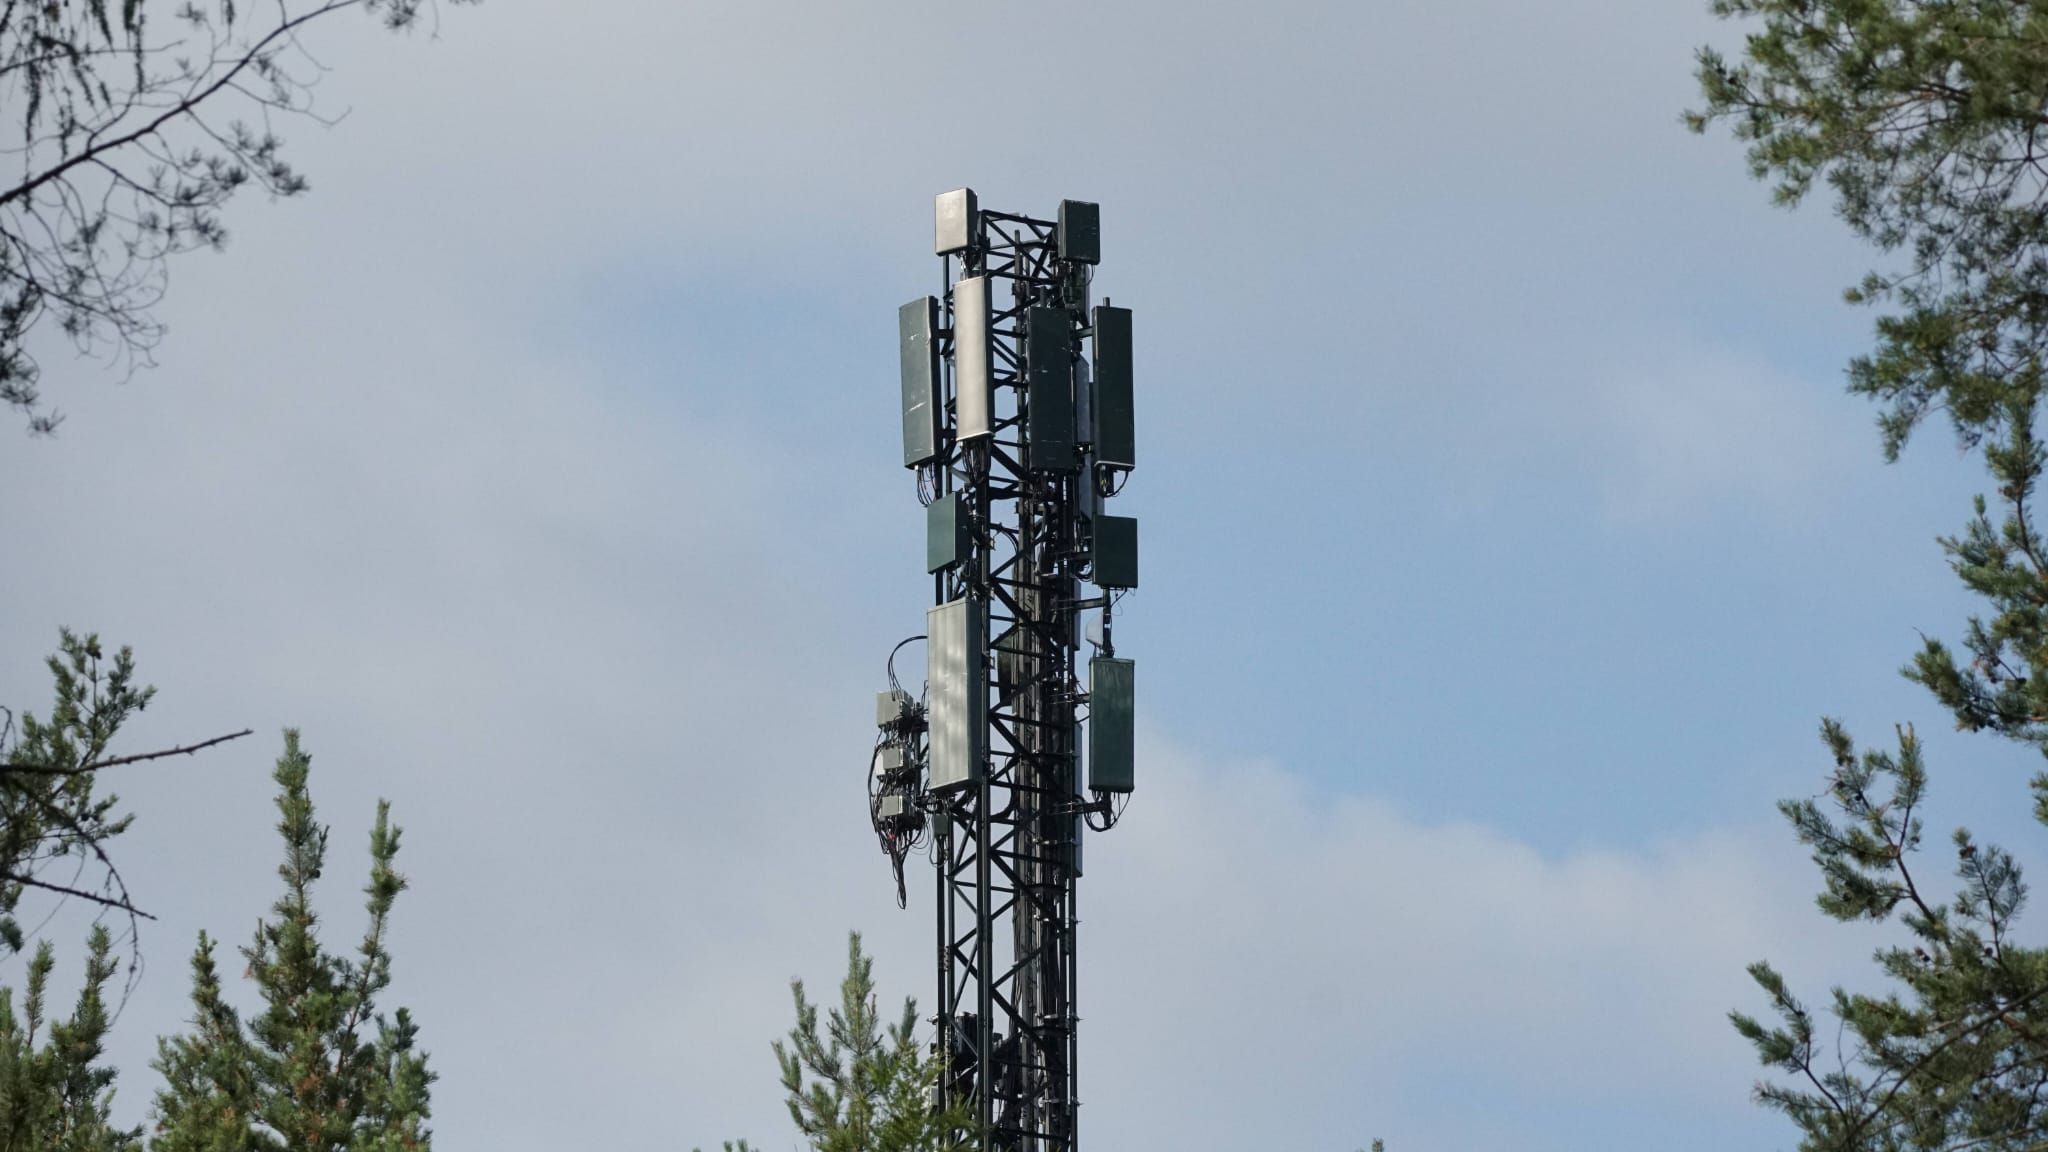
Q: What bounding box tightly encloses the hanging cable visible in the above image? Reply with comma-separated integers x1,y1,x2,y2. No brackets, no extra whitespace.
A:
887,634,926,694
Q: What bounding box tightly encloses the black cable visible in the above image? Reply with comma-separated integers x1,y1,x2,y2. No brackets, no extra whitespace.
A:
1082,789,1131,832
886,634,926,695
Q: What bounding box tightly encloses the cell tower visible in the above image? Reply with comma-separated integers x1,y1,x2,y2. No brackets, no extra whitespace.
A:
869,189,1138,1152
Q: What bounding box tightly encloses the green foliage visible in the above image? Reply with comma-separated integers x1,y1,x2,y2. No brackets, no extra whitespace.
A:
0,631,150,955
0,926,143,1151
706,933,971,1152
1899,410,2048,765
1733,722,2048,1150
1695,6,2048,1147
1690,1,2048,462
150,730,432,1151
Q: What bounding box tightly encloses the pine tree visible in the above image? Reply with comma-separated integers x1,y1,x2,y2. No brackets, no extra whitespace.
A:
705,932,971,1152
0,635,250,1149
151,730,431,1151
1690,1,2048,466
0,926,143,1151
1729,723,2048,1150
0,632,150,956
1,631,250,958
1693,4,2048,1148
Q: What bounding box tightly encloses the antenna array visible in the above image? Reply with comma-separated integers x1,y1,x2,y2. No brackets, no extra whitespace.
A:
868,189,1140,1152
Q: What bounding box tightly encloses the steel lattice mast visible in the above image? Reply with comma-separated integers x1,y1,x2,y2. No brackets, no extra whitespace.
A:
870,190,1138,1152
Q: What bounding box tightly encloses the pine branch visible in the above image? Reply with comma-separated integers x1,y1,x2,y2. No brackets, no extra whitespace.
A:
0,728,252,777
0,874,152,920
1840,981,2048,1150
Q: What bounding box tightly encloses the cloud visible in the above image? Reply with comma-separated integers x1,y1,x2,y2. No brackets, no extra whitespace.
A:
1557,338,1864,523
1077,737,1878,1151
0,315,1881,1150
0,1,1948,1149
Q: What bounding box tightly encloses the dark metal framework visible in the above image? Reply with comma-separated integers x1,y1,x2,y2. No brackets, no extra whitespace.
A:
916,201,1127,1152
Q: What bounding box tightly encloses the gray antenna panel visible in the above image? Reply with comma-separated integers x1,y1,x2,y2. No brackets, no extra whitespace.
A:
955,276,994,441
900,296,940,467
1026,306,1076,472
927,491,969,573
927,597,987,791
1092,306,1134,469
936,188,977,255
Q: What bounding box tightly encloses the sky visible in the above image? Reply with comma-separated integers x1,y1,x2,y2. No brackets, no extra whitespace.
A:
2,1,2044,1149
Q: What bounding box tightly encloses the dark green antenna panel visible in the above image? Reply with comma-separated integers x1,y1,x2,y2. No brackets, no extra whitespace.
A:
1093,515,1138,589
1058,200,1099,265
1092,305,1133,469
1026,306,1076,472
1088,657,1134,793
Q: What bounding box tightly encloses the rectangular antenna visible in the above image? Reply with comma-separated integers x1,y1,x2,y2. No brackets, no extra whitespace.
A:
1058,200,1100,265
1092,305,1134,469
993,621,1028,697
955,276,993,441
1094,515,1138,589
1026,306,1076,472
1088,656,1134,793
927,492,969,573
900,296,940,467
927,597,987,791
937,188,977,255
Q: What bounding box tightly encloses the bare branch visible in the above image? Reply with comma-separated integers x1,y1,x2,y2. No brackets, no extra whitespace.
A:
0,728,252,777
3,873,154,920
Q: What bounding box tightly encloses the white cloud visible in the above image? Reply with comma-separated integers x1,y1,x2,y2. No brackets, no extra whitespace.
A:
1571,341,1863,522
0,309,1883,1148
1078,738,1879,1151
0,1,1934,1149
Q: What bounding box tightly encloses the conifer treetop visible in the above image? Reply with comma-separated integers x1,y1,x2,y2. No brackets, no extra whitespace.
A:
151,730,432,1152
